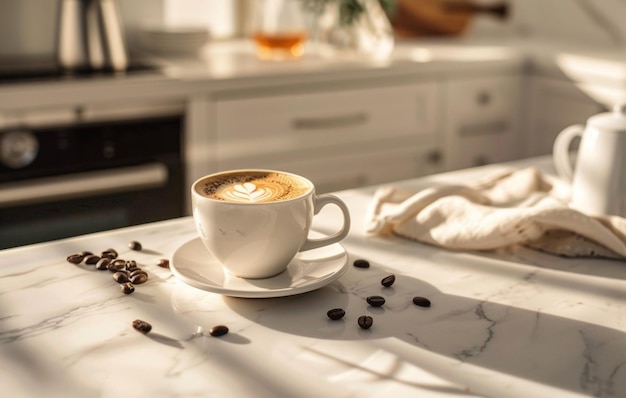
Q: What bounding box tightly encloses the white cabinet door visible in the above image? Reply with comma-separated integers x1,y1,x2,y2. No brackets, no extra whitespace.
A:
214,82,442,192
525,76,604,157
218,144,442,194
215,83,439,161
442,75,521,171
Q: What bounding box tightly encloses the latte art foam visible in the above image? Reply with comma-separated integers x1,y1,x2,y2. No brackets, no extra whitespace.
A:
221,181,284,203
198,171,310,203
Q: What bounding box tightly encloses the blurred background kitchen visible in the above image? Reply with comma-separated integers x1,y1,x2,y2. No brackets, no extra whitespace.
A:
1,0,626,249
3,0,626,57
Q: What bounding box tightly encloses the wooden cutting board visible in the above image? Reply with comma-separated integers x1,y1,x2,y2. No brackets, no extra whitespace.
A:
390,0,474,38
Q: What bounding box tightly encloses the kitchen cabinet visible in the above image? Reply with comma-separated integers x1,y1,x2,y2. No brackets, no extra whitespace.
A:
218,144,442,194
525,76,604,157
442,74,522,170
213,82,442,192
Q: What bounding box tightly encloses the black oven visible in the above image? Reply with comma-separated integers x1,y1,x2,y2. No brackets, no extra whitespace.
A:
0,104,185,249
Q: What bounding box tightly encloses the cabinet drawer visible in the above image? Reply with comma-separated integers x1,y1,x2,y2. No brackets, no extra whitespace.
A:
215,83,438,160
445,76,519,123
443,76,521,170
218,145,442,194
443,133,519,170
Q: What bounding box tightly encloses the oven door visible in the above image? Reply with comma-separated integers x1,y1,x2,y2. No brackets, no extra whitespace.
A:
0,109,185,249
0,161,183,249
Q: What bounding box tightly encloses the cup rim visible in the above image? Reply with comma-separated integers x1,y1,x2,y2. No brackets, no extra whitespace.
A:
191,169,314,205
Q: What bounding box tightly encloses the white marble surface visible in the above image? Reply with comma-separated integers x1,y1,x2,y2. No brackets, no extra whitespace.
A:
2,157,626,398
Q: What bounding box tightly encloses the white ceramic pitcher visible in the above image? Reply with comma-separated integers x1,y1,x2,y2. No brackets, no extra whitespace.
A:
553,103,626,217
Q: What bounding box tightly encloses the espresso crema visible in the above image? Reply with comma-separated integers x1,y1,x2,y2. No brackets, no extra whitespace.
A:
197,171,311,203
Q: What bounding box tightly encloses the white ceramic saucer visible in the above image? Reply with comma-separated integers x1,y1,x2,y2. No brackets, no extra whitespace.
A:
170,236,348,298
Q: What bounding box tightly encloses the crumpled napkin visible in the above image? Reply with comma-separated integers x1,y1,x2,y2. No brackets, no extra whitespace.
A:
365,167,626,260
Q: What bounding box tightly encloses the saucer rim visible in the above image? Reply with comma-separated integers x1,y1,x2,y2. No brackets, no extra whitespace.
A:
170,237,348,298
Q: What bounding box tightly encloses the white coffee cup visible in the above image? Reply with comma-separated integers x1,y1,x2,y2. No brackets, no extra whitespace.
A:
191,169,351,279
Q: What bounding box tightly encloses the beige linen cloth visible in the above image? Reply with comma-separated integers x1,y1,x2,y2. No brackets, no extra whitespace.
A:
365,167,626,260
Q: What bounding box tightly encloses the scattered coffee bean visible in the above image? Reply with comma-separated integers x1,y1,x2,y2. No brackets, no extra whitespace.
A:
108,259,126,272
358,315,373,329
129,271,148,284
120,282,135,294
132,319,152,334
327,308,346,320
157,259,170,268
130,274,147,285
353,259,370,269
66,253,84,264
130,269,146,277
366,296,385,307
381,274,396,287
126,261,140,272
412,296,431,307
113,271,129,283
95,257,111,270
84,255,100,265
209,325,229,337
66,246,152,294
101,249,118,259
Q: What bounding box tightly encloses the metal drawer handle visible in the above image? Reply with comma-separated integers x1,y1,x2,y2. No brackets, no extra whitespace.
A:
459,120,509,137
292,112,369,130
0,162,168,208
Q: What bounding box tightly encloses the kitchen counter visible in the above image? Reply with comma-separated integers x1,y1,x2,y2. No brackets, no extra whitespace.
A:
2,37,625,111
0,39,525,111
2,156,626,398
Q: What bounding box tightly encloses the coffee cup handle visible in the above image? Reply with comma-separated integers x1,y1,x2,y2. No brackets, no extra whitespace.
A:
553,124,584,182
300,194,351,252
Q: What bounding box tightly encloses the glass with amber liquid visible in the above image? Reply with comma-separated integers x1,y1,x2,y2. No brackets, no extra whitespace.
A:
251,0,308,61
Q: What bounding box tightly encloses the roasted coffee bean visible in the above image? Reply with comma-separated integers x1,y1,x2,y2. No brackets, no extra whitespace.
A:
107,260,118,269
113,271,129,283
120,282,135,294
66,253,84,264
128,241,142,251
101,249,118,259
157,259,170,268
108,259,126,272
326,308,346,320
209,325,229,337
84,255,100,265
358,315,373,329
353,259,370,269
126,266,141,273
381,274,396,287
132,319,152,334
366,296,385,307
125,260,137,269
412,296,431,307
129,272,148,285
95,257,111,270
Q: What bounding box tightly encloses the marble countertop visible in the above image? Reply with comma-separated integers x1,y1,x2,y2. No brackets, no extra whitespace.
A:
2,157,626,398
